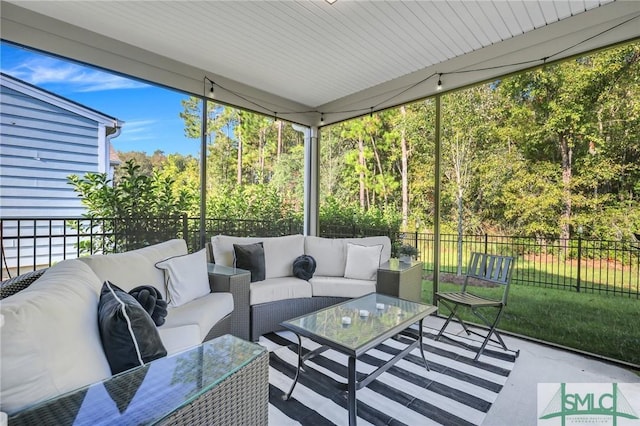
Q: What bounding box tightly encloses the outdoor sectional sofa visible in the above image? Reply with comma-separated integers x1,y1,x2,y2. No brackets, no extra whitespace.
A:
0,239,245,418
209,234,392,341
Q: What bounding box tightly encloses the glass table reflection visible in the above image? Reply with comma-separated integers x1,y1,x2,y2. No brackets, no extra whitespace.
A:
9,335,265,426
281,293,437,426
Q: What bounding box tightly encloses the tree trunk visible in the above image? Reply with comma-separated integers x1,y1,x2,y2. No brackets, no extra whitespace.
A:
370,136,387,203
236,119,243,185
457,188,464,276
359,137,366,209
559,132,572,252
400,106,409,229
455,137,464,276
259,127,266,183
276,120,283,160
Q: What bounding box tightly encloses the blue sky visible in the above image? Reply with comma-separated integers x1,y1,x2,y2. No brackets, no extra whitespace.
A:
1,42,200,156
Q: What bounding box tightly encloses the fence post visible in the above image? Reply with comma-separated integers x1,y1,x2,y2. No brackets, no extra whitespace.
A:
182,215,190,249
484,233,488,254
414,231,418,249
576,232,582,293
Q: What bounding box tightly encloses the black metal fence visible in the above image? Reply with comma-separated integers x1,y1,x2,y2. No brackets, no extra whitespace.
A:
2,217,638,297
0,216,191,279
400,232,640,298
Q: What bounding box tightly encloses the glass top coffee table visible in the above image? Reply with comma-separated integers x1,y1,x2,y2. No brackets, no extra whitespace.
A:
281,293,437,426
8,335,266,426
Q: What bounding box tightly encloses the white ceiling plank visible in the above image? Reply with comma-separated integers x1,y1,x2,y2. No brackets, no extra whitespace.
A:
492,1,525,38
523,1,548,28
539,0,561,24
569,1,587,16
448,1,491,48
411,1,458,61
428,1,475,54
508,1,536,33
485,1,519,39
389,3,447,65
462,1,503,43
554,1,574,19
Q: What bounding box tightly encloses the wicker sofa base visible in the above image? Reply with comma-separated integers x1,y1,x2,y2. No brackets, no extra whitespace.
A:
204,313,232,341
250,296,349,341
159,349,269,426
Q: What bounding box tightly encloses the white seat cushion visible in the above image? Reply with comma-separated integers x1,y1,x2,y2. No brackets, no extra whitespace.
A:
0,260,111,413
161,292,234,342
157,324,202,356
309,276,376,298
250,277,312,305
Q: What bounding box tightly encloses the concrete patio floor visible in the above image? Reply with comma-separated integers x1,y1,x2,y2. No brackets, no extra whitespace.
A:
423,316,640,426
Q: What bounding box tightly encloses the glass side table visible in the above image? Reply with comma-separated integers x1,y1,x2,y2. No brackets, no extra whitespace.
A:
376,259,424,302
8,335,268,426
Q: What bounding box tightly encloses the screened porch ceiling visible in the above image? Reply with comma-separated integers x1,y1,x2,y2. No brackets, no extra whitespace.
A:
1,0,639,127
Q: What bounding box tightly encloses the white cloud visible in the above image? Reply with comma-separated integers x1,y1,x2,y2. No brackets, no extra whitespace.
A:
119,119,158,141
121,119,157,133
6,56,147,92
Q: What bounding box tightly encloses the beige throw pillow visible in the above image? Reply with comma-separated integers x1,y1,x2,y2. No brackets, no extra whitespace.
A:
155,249,210,307
344,243,383,281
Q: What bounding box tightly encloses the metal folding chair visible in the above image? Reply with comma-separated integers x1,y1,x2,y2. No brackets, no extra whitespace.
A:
435,252,519,361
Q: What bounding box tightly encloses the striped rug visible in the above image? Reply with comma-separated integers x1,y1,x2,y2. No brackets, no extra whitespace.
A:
259,326,516,426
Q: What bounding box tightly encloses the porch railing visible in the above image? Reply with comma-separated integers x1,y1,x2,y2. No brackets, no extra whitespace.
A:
2,217,638,298
401,232,640,298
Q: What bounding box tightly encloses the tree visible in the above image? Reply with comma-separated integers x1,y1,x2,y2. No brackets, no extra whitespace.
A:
115,150,166,181
499,43,640,243
68,160,193,253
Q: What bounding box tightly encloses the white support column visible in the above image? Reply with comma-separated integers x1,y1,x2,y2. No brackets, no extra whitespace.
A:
294,124,319,236
307,126,320,236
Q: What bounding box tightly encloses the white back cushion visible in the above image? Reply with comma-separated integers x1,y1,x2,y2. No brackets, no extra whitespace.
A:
78,239,187,299
0,260,111,413
211,235,304,279
304,236,347,276
304,236,392,277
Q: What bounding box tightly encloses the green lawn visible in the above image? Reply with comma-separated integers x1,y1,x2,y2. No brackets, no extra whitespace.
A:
421,280,640,367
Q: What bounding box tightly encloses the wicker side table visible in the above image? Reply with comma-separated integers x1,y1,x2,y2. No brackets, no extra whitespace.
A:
8,335,268,426
376,259,424,302
208,264,251,340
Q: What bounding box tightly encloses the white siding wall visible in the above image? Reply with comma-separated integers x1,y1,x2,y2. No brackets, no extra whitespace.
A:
1,84,103,274
1,85,100,217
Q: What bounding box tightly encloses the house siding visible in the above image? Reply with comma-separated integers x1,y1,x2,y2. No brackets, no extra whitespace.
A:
1,85,101,217
0,75,122,277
